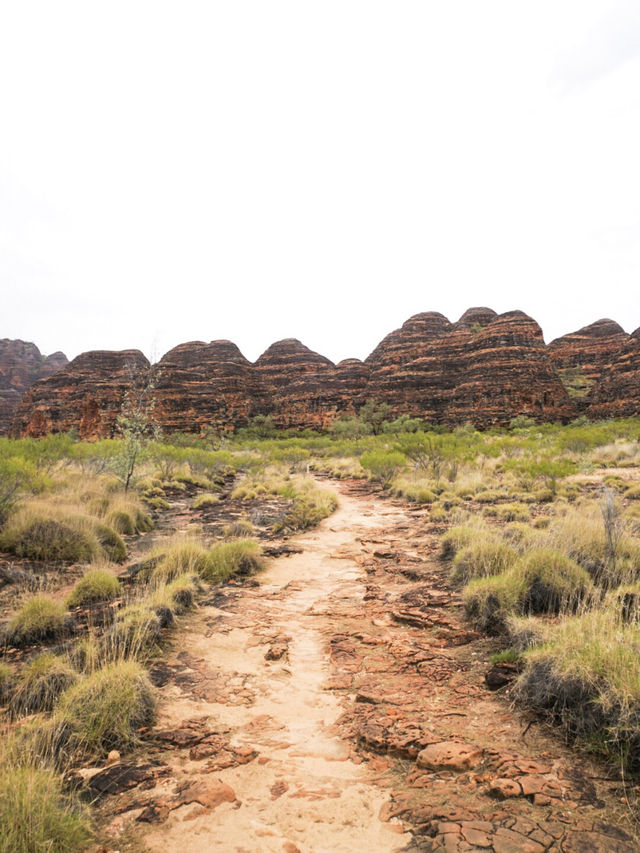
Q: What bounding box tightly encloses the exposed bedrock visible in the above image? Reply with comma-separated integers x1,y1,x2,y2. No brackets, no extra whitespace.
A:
8,308,640,436
0,339,68,433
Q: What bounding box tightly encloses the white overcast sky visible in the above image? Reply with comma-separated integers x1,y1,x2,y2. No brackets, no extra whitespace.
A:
1,1,639,364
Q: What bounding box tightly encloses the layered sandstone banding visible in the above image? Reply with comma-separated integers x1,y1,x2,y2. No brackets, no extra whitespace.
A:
10,350,149,439
588,328,640,419
445,311,574,427
14,307,640,437
0,340,68,433
548,319,629,409
154,340,261,433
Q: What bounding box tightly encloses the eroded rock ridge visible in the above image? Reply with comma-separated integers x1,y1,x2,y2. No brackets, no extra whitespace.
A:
6,309,640,437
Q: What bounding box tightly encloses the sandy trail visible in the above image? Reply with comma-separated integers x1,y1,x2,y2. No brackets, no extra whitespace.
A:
106,480,638,853
139,486,411,853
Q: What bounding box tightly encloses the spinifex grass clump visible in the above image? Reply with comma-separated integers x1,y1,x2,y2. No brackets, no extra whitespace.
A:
463,549,594,634
57,660,156,759
202,540,265,582
0,762,92,853
223,519,254,539
149,573,199,615
66,568,121,608
0,662,14,705
0,503,126,563
452,539,518,583
10,653,78,716
514,611,640,773
148,538,215,584
6,596,66,646
101,604,162,660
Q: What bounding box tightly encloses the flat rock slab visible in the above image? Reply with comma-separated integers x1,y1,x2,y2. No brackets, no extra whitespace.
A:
416,741,484,772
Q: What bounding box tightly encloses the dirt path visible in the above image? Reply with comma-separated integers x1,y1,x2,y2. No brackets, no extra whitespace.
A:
101,481,638,853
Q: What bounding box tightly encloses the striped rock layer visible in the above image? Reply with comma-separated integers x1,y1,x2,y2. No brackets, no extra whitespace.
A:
0,340,67,434
6,309,640,438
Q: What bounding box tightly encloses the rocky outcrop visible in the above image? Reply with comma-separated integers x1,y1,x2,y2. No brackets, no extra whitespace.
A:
547,319,629,409
445,311,574,426
16,307,640,437
154,341,260,434
10,350,149,439
0,340,68,433
588,328,640,419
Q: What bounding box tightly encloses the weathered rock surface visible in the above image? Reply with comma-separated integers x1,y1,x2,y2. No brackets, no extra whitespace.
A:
10,308,639,436
548,319,629,409
0,339,67,433
10,349,149,439
589,327,640,419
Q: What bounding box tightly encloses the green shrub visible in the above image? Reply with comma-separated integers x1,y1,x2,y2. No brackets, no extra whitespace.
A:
0,763,92,853
6,596,66,646
105,509,135,534
360,450,406,487
429,504,448,523
66,569,121,608
58,660,156,758
625,486,640,501
10,653,78,716
202,540,265,582
475,490,504,504
452,539,517,583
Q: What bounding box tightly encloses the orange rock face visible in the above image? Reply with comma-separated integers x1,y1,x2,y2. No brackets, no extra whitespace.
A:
547,319,629,410
10,308,639,438
0,340,68,433
588,327,640,419
10,350,149,439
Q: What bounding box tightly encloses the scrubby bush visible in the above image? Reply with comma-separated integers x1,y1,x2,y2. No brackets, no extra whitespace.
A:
0,763,92,853
360,450,406,487
6,596,66,646
10,653,78,716
66,569,121,609
58,660,156,758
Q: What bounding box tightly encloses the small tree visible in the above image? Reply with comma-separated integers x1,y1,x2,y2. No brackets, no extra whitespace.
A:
361,450,405,488
358,399,393,435
115,363,161,492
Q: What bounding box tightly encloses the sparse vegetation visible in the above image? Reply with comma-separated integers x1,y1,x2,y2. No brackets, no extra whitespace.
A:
6,596,67,646
58,660,156,758
10,653,78,716
0,762,92,853
66,568,121,608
